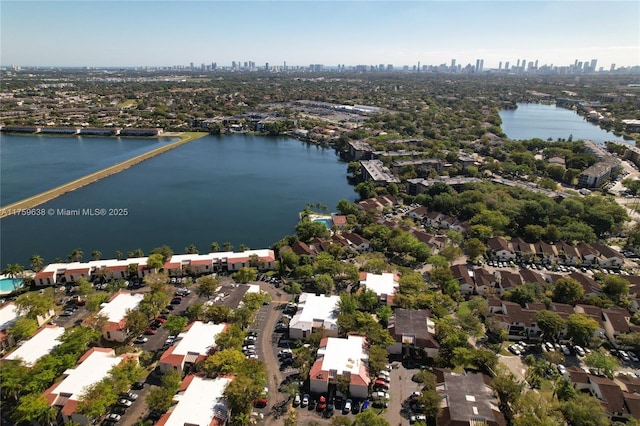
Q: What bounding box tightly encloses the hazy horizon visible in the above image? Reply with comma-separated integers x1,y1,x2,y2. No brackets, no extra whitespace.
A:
1,1,639,69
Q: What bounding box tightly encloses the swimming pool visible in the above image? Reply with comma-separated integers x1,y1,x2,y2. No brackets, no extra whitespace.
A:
313,218,333,228
0,277,23,295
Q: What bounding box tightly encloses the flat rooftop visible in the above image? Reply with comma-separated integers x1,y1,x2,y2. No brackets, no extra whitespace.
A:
3,325,65,366
290,293,339,330
173,321,226,356
54,348,122,401
319,335,367,375
0,302,19,330
162,376,231,426
361,272,398,296
98,292,144,323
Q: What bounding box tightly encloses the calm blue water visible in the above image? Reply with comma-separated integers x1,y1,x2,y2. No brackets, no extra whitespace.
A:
500,103,628,144
0,134,176,206
0,278,23,294
313,218,333,229
0,135,355,266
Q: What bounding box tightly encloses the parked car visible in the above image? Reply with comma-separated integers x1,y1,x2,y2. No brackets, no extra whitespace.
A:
374,379,389,390
121,392,138,401
106,414,121,421
143,328,156,335
170,298,182,305
410,414,427,424
278,349,293,356
253,397,267,408
317,396,327,411
301,394,309,408
343,399,352,414
508,345,521,355
131,381,145,390
117,399,133,407
134,336,148,344
574,345,586,357
557,364,567,375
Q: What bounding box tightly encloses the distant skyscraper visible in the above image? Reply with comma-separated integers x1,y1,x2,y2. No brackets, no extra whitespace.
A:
521,59,526,70
610,63,616,72
498,61,502,70
265,62,269,71
476,59,482,72
505,61,509,70
190,62,194,70
516,59,520,68
451,59,456,68
534,59,539,69
590,59,597,71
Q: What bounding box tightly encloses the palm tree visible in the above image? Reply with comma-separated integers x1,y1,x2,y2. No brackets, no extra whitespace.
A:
239,244,250,252
91,250,101,260
185,244,199,254
114,250,123,260
131,248,144,258
29,254,44,272
2,263,25,291
69,248,83,262
222,242,233,252
210,242,220,253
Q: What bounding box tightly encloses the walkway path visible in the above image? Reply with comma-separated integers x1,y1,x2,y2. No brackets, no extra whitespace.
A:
0,132,207,218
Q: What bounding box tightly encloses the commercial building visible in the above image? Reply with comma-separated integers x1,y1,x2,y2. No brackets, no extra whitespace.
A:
160,321,227,373
43,348,135,425
94,291,144,342
309,335,370,399
156,375,232,426
289,293,340,339
2,325,65,366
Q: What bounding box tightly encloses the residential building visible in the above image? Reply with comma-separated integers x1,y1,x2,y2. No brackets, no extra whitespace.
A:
435,369,506,426
387,309,439,357
289,293,340,340
360,160,400,185
163,249,276,276
2,325,65,366
450,265,475,296
487,237,516,261
93,291,144,342
359,272,399,305
160,321,227,373
43,348,136,425
156,375,232,426
309,335,370,399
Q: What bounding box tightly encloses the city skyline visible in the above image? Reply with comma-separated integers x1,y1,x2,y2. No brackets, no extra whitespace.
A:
1,1,639,68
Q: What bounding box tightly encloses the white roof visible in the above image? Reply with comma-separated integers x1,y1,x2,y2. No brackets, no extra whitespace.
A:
173,321,226,356
98,292,144,323
290,293,340,332
318,335,368,375
0,302,19,330
4,325,65,366
168,249,274,264
53,349,122,401
361,273,398,297
163,376,231,426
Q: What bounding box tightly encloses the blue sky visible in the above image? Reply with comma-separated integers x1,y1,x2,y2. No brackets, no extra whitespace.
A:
1,1,638,68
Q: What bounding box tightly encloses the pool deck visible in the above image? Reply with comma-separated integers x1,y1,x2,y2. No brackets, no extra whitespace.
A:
0,274,25,295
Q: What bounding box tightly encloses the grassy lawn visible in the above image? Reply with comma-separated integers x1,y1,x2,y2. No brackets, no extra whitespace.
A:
118,99,137,108
457,301,470,316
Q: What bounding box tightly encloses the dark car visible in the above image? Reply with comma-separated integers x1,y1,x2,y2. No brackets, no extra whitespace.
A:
351,400,361,414
143,328,156,335
111,405,127,415
170,298,182,305
131,381,145,390
307,398,316,411
323,403,335,418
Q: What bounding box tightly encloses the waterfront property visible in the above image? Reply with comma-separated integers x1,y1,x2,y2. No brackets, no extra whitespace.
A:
0,275,24,295
162,249,276,275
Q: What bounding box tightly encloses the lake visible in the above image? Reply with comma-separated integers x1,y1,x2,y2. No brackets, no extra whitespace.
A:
0,134,176,206
499,103,628,144
0,135,355,266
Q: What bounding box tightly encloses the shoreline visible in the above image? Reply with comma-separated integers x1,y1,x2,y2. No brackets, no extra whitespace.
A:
0,132,207,219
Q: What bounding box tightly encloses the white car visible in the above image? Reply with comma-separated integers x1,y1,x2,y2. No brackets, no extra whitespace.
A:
411,414,427,424
106,413,122,421
278,349,292,356
574,345,586,357
246,354,258,359
561,345,571,356
557,364,567,375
